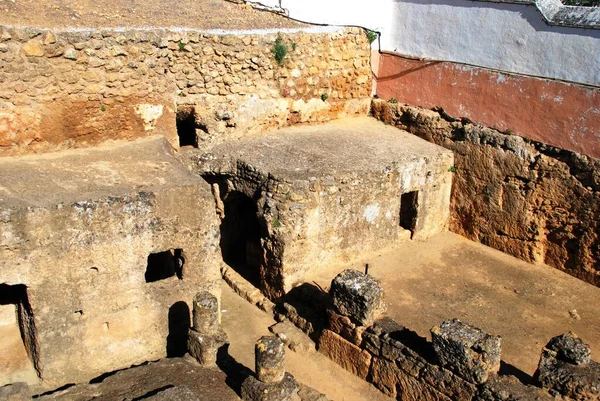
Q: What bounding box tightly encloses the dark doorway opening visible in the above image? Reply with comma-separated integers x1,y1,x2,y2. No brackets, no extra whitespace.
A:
166,301,190,358
176,107,198,148
220,191,264,288
400,191,419,238
145,249,185,283
0,283,40,378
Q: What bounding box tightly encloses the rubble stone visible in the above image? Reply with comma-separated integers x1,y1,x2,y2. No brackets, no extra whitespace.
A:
535,334,600,400
255,336,286,384
431,319,501,384
477,375,555,401
330,269,386,326
545,331,590,366
187,328,228,367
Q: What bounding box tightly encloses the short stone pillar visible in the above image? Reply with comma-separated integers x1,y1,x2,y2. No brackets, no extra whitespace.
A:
255,336,286,384
535,332,599,399
192,291,220,333
431,319,501,384
329,269,386,327
187,291,228,367
325,269,386,346
241,336,300,401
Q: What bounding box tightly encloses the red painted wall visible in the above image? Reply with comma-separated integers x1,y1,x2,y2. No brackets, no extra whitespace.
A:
375,53,600,159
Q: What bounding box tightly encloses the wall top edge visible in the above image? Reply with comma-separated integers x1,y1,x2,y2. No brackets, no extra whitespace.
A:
0,24,345,36
473,0,600,29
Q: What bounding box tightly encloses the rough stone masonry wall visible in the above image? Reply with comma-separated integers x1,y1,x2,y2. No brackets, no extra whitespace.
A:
314,270,600,401
371,99,600,288
0,26,371,155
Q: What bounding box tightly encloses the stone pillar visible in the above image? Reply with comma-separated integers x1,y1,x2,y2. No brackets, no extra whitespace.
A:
187,291,228,367
241,336,299,401
431,319,501,384
255,336,285,384
192,291,219,333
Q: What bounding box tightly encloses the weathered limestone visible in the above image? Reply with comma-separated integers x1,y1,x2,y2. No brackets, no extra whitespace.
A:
241,373,300,401
431,319,502,384
0,138,221,390
241,336,300,401
534,332,600,400
187,291,228,367
197,117,453,297
330,269,386,327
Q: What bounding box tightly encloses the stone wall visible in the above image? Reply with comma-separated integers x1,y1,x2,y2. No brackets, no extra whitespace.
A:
307,270,600,400
0,26,372,156
371,99,600,288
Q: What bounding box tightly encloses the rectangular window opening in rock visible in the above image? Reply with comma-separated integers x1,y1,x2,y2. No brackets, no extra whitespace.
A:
176,106,200,148
145,249,185,283
400,191,419,239
0,283,40,386
220,190,265,290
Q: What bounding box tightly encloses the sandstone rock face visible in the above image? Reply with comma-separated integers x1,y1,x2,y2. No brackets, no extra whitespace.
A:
196,117,453,297
0,138,221,391
318,329,371,379
0,26,371,156
372,99,600,288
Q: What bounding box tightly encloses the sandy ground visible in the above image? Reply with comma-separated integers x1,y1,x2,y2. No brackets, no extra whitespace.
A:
306,232,600,378
0,0,305,30
220,282,391,401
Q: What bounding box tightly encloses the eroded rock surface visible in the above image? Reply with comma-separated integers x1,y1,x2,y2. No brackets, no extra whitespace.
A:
372,99,600,288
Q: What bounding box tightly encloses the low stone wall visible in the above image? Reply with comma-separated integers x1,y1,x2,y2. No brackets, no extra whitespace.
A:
314,270,600,401
0,26,371,156
371,99,600,288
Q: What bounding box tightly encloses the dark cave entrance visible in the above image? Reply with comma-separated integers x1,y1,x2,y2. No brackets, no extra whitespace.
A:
220,191,264,289
400,191,419,238
176,107,200,148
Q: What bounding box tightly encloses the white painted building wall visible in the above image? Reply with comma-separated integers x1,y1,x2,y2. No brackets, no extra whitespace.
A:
277,0,600,86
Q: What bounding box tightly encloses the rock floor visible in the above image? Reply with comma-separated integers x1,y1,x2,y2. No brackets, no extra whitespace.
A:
305,231,600,378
